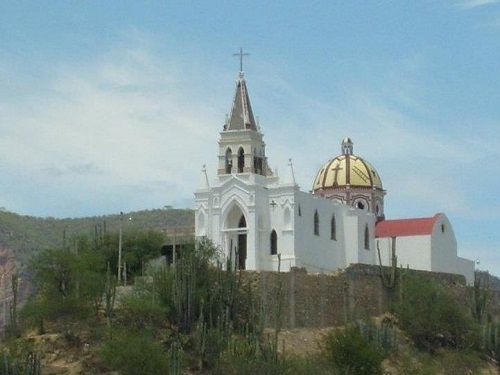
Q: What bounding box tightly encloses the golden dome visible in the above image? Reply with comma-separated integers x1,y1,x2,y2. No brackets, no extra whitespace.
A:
313,139,383,191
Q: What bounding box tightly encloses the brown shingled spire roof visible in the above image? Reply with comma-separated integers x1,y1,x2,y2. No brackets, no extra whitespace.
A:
226,72,257,131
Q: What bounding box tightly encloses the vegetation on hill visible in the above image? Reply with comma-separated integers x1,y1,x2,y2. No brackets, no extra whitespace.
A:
1,231,498,374
0,207,193,263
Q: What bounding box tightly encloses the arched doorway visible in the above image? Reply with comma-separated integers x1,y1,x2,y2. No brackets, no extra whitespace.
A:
223,203,248,270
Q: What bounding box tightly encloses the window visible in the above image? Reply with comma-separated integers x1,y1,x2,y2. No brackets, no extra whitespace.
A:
357,201,365,210
314,210,319,236
364,225,370,250
298,205,302,216
225,148,233,174
270,230,278,255
330,214,337,240
237,147,245,173
284,207,291,228
441,223,445,233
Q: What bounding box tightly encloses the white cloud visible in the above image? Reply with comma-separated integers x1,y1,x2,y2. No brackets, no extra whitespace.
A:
0,35,496,219
456,0,499,9
0,37,223,216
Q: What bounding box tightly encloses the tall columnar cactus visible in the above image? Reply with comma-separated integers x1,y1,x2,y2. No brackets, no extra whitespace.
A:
168,340,183,375
355,319,398,353
8,273,19,338
104,262,116,334
377,238,397,289
481,321,498,360
1,351,41,375
472,272,490,324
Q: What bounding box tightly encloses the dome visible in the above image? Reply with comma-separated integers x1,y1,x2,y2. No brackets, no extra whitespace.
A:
312,139,383,191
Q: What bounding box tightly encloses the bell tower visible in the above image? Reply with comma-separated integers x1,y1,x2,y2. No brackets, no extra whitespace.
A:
217,71,272,177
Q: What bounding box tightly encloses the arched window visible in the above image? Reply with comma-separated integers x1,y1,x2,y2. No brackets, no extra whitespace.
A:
314,210,319,236
364,224,370,250
270,230,278,255
330,214,336,240
283,207,291,229
238,147,245,173
225,148,233,174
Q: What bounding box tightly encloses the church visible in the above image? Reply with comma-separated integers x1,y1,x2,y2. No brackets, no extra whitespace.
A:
194,69,474,285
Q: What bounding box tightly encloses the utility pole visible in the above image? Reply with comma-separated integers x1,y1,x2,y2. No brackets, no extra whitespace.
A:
117,211,123,283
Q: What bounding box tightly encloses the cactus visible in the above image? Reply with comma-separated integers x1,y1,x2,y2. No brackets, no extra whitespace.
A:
6,273,19,338
472,272,490,324
481,321,498,361
355,319,398,354
168,340,183,375
104,262,116,334
0,351,41,375
377,238,397,289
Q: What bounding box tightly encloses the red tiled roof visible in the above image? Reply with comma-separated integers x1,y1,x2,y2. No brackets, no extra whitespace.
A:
375,214,442,238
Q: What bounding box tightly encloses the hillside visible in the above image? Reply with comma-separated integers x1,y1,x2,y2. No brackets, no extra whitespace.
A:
0,208,194,263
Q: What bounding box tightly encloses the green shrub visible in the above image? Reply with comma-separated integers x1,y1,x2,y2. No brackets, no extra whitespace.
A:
117,293,167,331
396,274,476,350
322,325,385,375
99,329,169,375
399,349,485,375
216,346,330,375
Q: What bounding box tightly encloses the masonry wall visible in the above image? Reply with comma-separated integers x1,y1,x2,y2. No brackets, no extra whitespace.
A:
240,264,470,329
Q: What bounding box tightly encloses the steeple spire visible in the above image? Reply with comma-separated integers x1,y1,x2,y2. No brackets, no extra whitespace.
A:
226,72,257,131
285,158,297,186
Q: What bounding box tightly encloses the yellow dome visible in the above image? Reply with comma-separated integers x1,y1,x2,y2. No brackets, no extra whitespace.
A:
313,152,383,191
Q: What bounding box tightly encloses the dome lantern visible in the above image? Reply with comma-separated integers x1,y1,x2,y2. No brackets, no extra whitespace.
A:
342,137,353,155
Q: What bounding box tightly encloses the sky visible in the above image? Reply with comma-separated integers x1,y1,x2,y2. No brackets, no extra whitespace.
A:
0,1,499,274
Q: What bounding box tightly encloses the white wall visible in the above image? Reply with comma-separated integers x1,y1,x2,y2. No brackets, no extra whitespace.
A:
430,214,457,274
292,191,376,273
430,214,474,285
376,236,432,271
293,191,345,272
456,257,474,285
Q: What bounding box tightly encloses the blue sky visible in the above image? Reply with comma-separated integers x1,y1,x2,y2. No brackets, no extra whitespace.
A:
0,1,499,274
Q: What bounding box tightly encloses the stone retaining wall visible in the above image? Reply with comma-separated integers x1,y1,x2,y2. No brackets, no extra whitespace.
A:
240,264,471,329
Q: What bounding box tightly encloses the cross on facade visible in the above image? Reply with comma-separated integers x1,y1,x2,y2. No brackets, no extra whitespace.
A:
270,200,277,209
233,48,249,72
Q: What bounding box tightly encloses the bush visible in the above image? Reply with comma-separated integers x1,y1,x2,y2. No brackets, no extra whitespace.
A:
396,275,476,350
99,329,169,375
216,339,330,375
117,293,167,331
322,325,385,375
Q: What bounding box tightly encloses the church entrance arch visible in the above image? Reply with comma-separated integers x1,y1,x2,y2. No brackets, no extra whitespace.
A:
223,202,248,270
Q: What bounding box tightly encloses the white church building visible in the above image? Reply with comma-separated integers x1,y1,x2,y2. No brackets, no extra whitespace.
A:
194,70,474,284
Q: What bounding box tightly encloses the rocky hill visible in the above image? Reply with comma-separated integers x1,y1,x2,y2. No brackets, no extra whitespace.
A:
0,208,194,264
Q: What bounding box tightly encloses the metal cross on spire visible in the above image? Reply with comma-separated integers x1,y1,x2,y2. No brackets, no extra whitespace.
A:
233,47,249,72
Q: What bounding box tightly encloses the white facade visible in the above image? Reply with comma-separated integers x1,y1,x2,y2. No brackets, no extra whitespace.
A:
194,72,474,284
